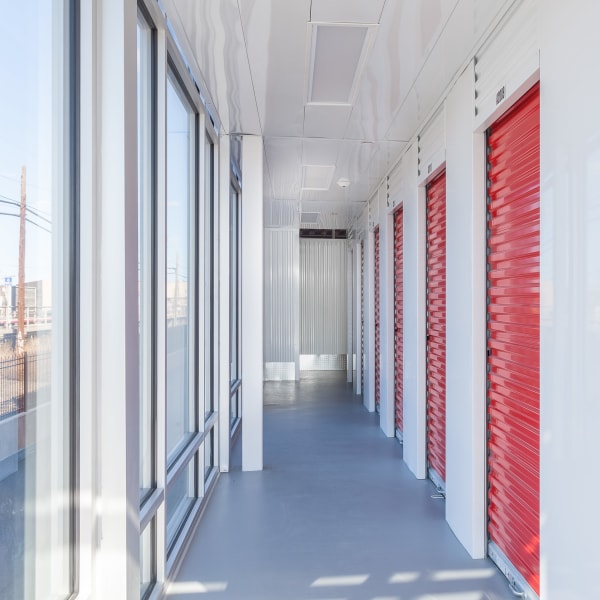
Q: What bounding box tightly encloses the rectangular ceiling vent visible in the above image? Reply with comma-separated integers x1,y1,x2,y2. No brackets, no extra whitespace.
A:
300,211,320,225
301,164,335,190
299,228,347,239
306,23,377,105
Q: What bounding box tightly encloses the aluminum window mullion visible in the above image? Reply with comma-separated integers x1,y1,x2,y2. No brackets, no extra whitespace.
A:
230,378,241,396
152,15,168,592
204,411,217,433
140,488,165,533
196,114,206,437
69,0,80,595
166,431,204,488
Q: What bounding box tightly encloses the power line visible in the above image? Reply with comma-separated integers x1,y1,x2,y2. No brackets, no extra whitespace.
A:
0,194,52,223
0,211,51,233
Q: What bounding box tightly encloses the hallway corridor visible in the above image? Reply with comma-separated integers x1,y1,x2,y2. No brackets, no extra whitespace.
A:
167,372,514,600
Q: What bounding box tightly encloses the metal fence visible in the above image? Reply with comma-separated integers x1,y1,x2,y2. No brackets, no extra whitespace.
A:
0,352,51,420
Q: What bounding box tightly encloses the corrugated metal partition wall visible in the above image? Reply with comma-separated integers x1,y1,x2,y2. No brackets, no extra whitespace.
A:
264,230,299,380
300,238,347,369
486,83,540,597
374,228,381,412
393,207,403,438
426,170,446,489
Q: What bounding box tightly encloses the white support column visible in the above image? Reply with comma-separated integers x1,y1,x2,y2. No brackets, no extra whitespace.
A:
540,3,600,597
365,229,375,412
218,135,231,472
95,0,140,596
241,135,263,471
445,63,487,559
402,144,427,479
379,198,396,437
354,241,362,395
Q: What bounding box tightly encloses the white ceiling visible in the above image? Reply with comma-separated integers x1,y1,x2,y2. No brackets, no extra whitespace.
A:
163,0,513,228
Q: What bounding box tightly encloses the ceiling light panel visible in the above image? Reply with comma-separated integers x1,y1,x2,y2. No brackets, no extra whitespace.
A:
310,0,386,25
307,23,377,105
302,164,335,190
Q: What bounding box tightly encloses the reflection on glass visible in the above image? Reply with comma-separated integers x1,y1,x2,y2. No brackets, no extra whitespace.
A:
0,1,72,598
166,462,194,548
230,389,240,428
138,14,155,503
229,184,241,427
204,136,214,420
204,430,214,481
140,520,155,599
166,76,193,462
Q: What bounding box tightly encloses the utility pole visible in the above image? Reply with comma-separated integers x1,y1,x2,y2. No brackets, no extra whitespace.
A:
17,165,26,354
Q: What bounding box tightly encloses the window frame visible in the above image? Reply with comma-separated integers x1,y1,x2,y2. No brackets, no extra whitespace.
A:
229,173,242,435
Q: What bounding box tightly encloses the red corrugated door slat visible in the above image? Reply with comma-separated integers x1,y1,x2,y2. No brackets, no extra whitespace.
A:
487,83,540,596
393,207,403,435
374,228,381,412
361,239,365,394
426,170,446,486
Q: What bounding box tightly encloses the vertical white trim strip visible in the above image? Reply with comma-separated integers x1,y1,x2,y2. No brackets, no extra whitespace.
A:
154,21,168,589
218,135,231,472
379,203,395,436
78,0,97,595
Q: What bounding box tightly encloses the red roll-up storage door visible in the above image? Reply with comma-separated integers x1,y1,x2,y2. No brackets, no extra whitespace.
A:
361,240,365,394
393,207,403,436
487,83,540,596
374,228,381,412
426,170,446,486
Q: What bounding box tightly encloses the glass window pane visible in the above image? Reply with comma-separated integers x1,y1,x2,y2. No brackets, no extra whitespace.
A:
0,1,73,597
140,520,155,599
204,136,214,421
166,462,195,548
229,182,241,433
229,184,238,385
166,75,194,463
204,429,214,481
138,13,155,502
230,388,240,427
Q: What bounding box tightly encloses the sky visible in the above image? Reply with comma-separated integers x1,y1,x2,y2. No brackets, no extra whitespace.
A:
0,1,55,287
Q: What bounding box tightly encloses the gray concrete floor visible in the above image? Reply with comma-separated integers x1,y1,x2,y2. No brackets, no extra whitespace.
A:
167,371,515,600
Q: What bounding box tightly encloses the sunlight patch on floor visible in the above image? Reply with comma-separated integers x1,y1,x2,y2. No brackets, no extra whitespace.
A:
416,592,486,600
166,581,228,594
310,574,370,587
431,569,496,582
389,571,420,584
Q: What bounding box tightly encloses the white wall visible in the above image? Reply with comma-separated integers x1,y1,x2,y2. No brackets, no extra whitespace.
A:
400,144,427,479
444,62,487,559
540,2,600,597
300,238,347,357
359,3,600,595
264,229,299,380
